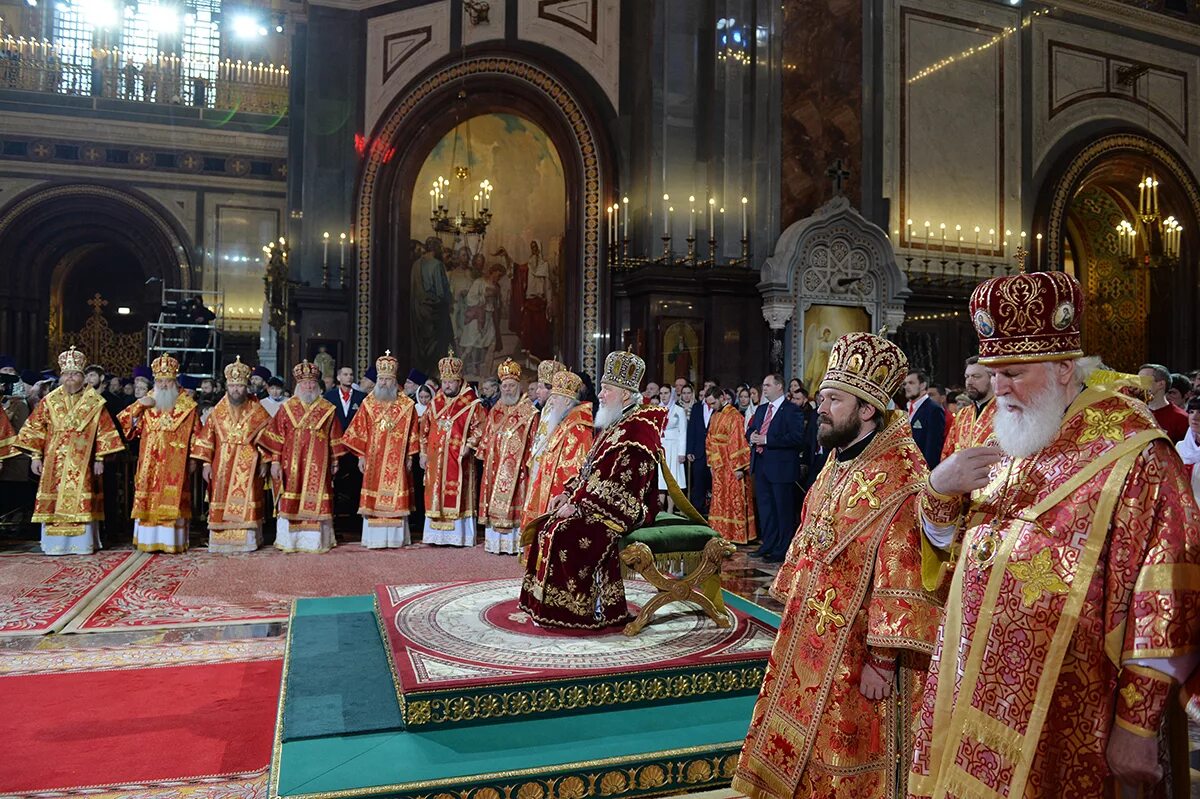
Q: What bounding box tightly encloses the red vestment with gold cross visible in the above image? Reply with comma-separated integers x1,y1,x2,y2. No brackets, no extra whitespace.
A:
341,392,420,519
420,387,485,527
14,386,124,534
258,396,345,525
909,388,1200,799
118,393,201,526
706,403,756,544
190,396,272,532
734,411,939,799
477,397,538,531
521,403,594,529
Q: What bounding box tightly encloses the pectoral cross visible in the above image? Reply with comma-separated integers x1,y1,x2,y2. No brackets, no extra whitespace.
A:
827,159,851,196
806,588,846,636
848,470,886,509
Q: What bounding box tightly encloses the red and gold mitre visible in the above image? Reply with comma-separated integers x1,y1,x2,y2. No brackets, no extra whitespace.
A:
551,369,583,399
57,345,86,374
292,359,321,382
376,350,399,379
223,356,252,386
969,271,1084,366
151,354,180,381
497,358,522,383
537,358,567,385
601,349,645,393
439,348,464,381
820,332,908,412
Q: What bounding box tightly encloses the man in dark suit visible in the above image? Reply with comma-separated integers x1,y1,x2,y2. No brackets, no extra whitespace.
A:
746,373,806,562
903,369,945,468
324,365,366,527
686,382,715,514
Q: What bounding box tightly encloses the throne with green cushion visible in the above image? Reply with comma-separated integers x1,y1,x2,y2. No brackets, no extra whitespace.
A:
619,513,735,636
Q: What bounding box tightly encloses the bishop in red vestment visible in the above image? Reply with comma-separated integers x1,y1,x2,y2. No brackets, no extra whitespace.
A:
476,358,537,554
420,349,485,546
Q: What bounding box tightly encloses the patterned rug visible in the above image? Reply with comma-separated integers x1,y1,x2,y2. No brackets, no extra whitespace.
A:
0,637,286,676
0,550,143,636
64,543,523,632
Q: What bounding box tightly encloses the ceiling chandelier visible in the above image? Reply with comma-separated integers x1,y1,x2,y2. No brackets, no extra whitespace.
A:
429,103,494,239
1116,171,1181,270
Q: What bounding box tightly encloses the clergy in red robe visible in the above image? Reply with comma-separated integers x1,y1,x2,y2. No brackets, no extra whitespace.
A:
521,369,593,529
734,332,938,799
910,270,1200,799
341,351,420,548
258,360,346,553
14,347,124,554
519,350,665,630
706,387,756,544
118,354,201,554
191,357,272,553
420,349,486,546
940,355,996,461
476,358,537,555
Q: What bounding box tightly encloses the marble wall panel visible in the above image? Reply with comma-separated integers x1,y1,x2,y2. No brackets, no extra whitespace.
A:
364,1,451,135
517,0,619,112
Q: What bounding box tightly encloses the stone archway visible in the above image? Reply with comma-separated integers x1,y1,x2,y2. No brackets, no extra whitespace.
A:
759,196,911,381
355,57,612,377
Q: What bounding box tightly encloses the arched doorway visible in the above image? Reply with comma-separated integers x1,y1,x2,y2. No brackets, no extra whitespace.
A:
1039,133,1200,373
356,56,613,378
0,183,193,369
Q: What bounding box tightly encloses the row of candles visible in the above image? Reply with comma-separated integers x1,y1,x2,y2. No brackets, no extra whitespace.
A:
429,176,494,217
603,194,750,247
321,232,352,289
896,219,1043,266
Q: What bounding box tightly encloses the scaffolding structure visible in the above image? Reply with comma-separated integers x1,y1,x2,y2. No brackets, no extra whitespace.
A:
146,288,224,378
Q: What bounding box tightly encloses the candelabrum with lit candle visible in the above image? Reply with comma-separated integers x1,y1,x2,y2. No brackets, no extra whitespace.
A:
606,192,752,270
1116,172,1182,270
431,176,494,238
894,217,1026,287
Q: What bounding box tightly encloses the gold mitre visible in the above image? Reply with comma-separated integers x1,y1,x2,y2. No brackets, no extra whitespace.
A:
537,358,567,385
224,356,252,386
550,369,583,399
57,345,86,374
151,354,181,381
438,348,464,381
820,332,908,412
376,350,399,379
497,358,522,383
292,359,321,382
601,349,645,393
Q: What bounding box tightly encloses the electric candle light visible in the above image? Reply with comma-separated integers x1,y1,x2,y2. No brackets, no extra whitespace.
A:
939,222,946,252
322,232,329,267
339,233,347,273
973,225,980,256
1036,232,1043,266
663,194,670,236
741,197,749,240
923,220,931,249
688,196,696,237
622,197,629,239
708,197,716,237
907,218,914,244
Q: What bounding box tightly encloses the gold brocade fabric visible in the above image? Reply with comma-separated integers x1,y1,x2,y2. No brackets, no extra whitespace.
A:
14,386,124,530
0,409,16,460
257,396,345,522
909,388,1200,799
939,398,996,462
520,404,594,529
477,397,538,530
341,393,420,518
190,397,272,529
118,394,201,526
420,388,486,523
706,404,756,544
734,412,939,799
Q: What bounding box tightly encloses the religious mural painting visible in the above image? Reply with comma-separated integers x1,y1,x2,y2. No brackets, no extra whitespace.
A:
658,318,703,387
801,304,869,391
408,113,567,383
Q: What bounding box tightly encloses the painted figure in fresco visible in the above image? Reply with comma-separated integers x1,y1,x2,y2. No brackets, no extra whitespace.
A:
410,237,454,377
497,240,553,361
461,263,506,377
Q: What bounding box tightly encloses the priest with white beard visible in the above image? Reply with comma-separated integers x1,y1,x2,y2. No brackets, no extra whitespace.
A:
521,369,593,530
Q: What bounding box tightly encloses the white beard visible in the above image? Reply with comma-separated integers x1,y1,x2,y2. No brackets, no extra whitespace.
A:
374,385,398,402
994,382,1067,459
500,394,519,406
296,388,320,405
594,402,624,430
154,387,179,411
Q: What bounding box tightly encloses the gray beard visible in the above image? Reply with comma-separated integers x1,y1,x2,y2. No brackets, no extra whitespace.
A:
296,388,320,405
500,394,519,406
594,402,624,430
154,387,179,411
374,385,399,402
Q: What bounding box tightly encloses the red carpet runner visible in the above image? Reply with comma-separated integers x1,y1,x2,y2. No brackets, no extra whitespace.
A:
0,658,281,793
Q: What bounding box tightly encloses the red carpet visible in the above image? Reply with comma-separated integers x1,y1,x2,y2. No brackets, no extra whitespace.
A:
0,550,140,635
67,543,523,631
0,658,281,793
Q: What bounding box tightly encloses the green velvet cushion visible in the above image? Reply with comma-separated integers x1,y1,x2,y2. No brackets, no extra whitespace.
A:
620,513,720,553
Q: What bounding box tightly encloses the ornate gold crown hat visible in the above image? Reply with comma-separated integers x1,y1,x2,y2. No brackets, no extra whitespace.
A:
151,354,180,381
550,368,583,399
439,348,464,381
601,349,645,394
57,345,86,375
223,355,252,386
376,350,399,379
819,332,908,411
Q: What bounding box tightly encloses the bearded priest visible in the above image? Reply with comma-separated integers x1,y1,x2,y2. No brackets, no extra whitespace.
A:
118,354,201,553
191,357,272,553
341,351,420,548
476,358,538,554
909,270,1200,799
519,350,666,630
734,332,938,799
939,355,996,461
419,349,486,546
521,368,594,530
258,360,346,553
15,346,124,554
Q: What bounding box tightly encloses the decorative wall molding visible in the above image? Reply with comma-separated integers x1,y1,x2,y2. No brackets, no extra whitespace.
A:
760,196,910,377
365,2,451,135
517,0,618,112
463,0,506,48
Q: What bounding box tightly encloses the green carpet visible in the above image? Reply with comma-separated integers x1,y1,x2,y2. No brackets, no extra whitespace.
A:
281,595,402,742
